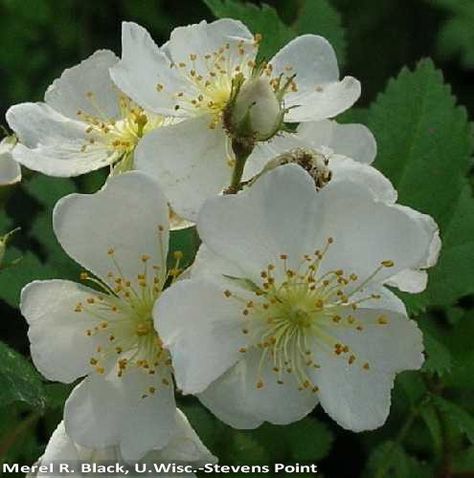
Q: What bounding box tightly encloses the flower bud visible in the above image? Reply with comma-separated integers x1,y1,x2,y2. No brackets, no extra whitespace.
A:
230,77,283,141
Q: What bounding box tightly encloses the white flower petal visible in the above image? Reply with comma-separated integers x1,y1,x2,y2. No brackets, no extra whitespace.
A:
151,409,217,465
271,35,339,90
199,349,318,428
191,244,247,282
21,280,102,383
244,131,306,180
297,120,377,164
317,176,438,284
198,366,262,429
64,370,177,461
35,410,213,478
166,19,255,78
156,279,248,395
310,308,423,431
286,77,361,122
7,102,116,176
386,269,428,294
328,308,424,373
329,155,397,203
53,171,169,287
269,35,360,122
135,115,230,221
313,356,395,432
385,205,441,293
352,284,407,315
0,138,21,185
110,22,190,116
197,165,324,283
245,121,376,181
32,422,82,478
119,375,176,462
45,50,120,120
200,164,435,292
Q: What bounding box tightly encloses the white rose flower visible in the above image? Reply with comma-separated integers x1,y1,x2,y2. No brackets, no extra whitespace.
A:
21,172,185,460
6,50,165,177
155,164,440,432
0,136,21,185
27,411,215,478
110,20,361,220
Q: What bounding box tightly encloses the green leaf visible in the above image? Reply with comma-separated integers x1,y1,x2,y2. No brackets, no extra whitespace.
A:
0,341,46,409
396,371,427,406
229,431,270,465
30,211,80,279
26,175,79,279
367,59,473,312
204,0,293,59
443,311,474,390
44,383,74,411
168,227,200,272
434,396,474,444
426,184,474,305
292,0,346,65
284,417,334,461
0,247,57,307
0,209,13,234
419,404,443,456
446,306,465,326
430,0,474,68
25,174,76,209
421,325,452,377
365,440,433,478
452,445,474,473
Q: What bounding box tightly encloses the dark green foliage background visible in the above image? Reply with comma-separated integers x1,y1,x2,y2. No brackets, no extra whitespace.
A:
0,1,473,477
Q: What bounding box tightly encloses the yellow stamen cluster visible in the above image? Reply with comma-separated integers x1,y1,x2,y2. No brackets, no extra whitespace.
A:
77,91,164,159
156,34,297,129
74,226,183,394
224,238,395,392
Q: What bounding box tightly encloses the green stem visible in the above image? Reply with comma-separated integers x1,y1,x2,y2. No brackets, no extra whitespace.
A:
436,401,453,478
227,138,254,194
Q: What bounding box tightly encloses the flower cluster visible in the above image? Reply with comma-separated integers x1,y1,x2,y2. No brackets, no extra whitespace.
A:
2,18,439,468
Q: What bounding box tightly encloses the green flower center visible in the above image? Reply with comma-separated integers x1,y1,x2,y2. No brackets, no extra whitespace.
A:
224,238,395,393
